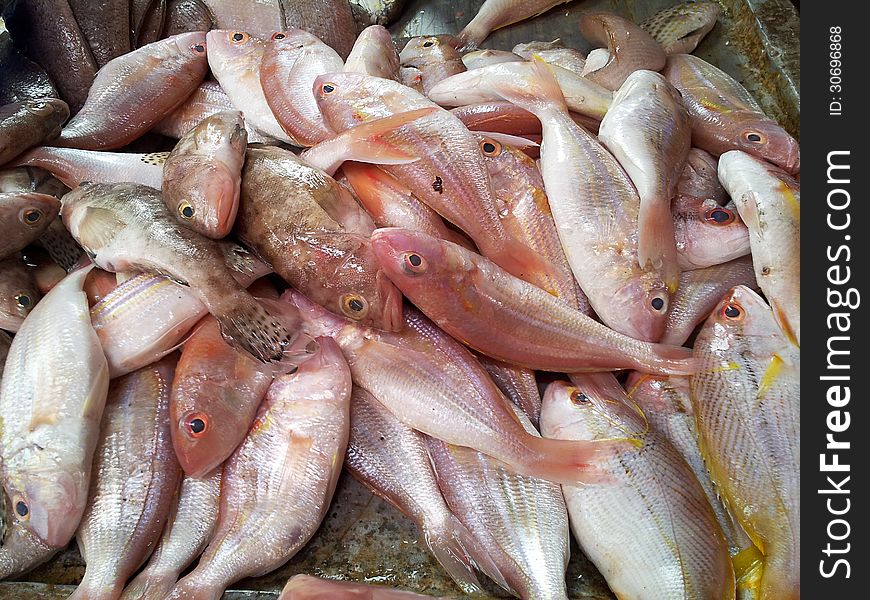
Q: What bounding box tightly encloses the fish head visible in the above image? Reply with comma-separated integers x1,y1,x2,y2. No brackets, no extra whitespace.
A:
3,468,82,547
733,119,800,174
268,28,324,52
541,376,643,442
2,192,60,232
399,35,460,68
0,258,40,331
205,30,265,78
280,289,363,341
676,196,750,267
20,98,70,138
169,161,241,239
708,285,780,343
610,273,670,342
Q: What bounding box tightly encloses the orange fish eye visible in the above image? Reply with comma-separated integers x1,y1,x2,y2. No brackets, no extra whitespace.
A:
480,139,502,157
20,208,43,226
271,32,286,40
743,131,766,144
340,293,369,319
570,388,591,405
183,413,209,438
402,252,427,274
230,32,249,44
190,43,206,54
704,206,735,225
721,302,744,321
178,201,195,220
321,82,337,95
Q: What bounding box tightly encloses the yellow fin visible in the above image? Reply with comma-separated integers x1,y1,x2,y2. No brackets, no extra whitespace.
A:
757,353,784,399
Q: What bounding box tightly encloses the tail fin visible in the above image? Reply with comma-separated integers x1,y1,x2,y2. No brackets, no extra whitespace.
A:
163,574,223,600
214,292,300,365
512,436,620,485
641,343,697,376
636,197,680,291
494,58,569,117
120,571,177,600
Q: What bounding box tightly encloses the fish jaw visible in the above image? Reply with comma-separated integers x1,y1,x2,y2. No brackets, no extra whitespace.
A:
20,470,81,547
178,163,240,239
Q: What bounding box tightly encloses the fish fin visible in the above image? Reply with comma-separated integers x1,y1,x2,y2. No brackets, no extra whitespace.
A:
422,519,487,595
645,344,696,376
770,300,799,348
472,131,540,149
78,206,126,250
521,435,621,485
487,238,561,291
733,544,765,598
219,241,272,279
757,353,784,399
214,293,296,365
512,56,569,115
636,197,680,291
118,571,177,600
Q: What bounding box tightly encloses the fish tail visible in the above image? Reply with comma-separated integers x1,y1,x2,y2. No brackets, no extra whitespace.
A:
491,55,569,116
68,576,124,600
119,570,178,600
637,197,680,291
517,436,618,485
637,343,697,376
213,292,295,365
163,573,223,600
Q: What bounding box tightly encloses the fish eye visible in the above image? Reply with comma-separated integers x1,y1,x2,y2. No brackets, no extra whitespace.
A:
183,413,209,438
271,32,286,40
14,497,29,519
743,131,765,144
21,208,43,226
14,293,33,309
26,100,52,115
704,207,735,225
721,302,744,320
231,32,249,43
480,139,502,156
570,388,591,405
321,82,337,94
190,43,206,54
178,202,195,220
402,252,426,274
422,38,438,48
650,294,667,312
340,293,369,319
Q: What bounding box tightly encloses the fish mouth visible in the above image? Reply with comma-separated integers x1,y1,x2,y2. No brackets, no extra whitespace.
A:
26,474,80,547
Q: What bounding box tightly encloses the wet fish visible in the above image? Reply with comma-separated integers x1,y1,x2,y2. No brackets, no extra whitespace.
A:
14,148,168,190
542,375,735,599
400,36,466,94
512,40,586,74
690,286,800,600
0,254,40,332
348,0,407,27
89,242,271,377
163,111,246,238
0,475,57,580
0,166,67,197
0,99,69,166
662,256,757,346
70,356,181,600
345,387,490,594
201,0,282,38
344,25,401,80
427,402,571,599
120,470,222,600
578,12,667,90
131,0,167,48
68,0,130,67
599,70,691,289
163,0,214,37
235,146,403,331
477,354,541,428
164,337,351,600
673,195,750,271
170,316,276,478
62,182,297,363
461,49,523,70
57,33,209,150
35,216,84,272
399,66,424,93
0,192,60,260
455,0,571,51
677,147,729,203
718,150,800,346
279,574,437,599
279,0,358,59
0,20,59,105
370,228,695,374
286,291,620,485
641,1,721,55
260,29,344,147
663,54,800,173
0,266,109,548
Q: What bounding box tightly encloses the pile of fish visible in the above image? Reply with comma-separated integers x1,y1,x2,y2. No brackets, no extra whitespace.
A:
0,0,799,599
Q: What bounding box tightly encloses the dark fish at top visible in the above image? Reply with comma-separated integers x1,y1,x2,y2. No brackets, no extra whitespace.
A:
131,0,167,48
0,98,69,166
0,19,58,105
0,191,60,260
68,0,131,67
279,0,358,59
163,0,214,37
348,0,408,27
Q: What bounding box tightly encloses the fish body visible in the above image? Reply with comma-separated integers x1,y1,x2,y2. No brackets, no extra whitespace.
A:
57,33,208,150
344,25,401,80
14,148,167,190
512,40,586,74
163,0,214,37
0,99,69,166
68,0,131,67
0,21,59,106
164,337,351,600
200,0,283,38
348,0,407,27
462,49,523,70
673,195,750,270
663,54,800,173
0,254,40,332
578,12,667,90
279,0,358,59
455,0,571,50
641,1,721,55
279,575,436,599
690,286,800,600
71,356,181,600
477,354,541,428
0,192,60,260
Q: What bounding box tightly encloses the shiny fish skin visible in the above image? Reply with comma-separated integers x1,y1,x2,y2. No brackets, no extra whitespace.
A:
345,387,488,594
0,266,109,548
163,0,214,38
718,150,800,346
348,0,408,27
0,99,69,166
170,316,274,478
690,286,800,600
455,0,571,51
542,376,735,600
70,356,181,600
130,0,167,48
673,195,750,271
0,192,60,260
279,0,358,60
0,21,59,106
14,148,167,189
0,255,41,332
476,354,541,428
162,111,247,239
661,256,757,346
400,36,466,95
512,40,586,74
0,166,67,197
370,228,695,375
427,403,570,599
120,470,222,600
68,0,131,67
56,33,208,150
461,49,522,71
344,25,401,80
640,1,721,55
663,54,800,173
164,337,351,600
62,182,296,364
279,574,437,599
35,217,84,273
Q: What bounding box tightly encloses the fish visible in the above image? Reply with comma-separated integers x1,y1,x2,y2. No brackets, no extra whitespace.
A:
89,242,271,377
170,316,277,478
427,402,571,599
13,148,168,190
673,195,750,270
543,374,736,599
690,285,800,600
677,147,729,203
399,66,424,93
345,387,491,594
370,228,695,375
578,12,667,90
400,36,466,94
67,0,131,67
314,71,558,289
0,481,57,580
347,0,408,27
718,150,800,346
431,61,670,341
450,102,545,138
0,192,61,260
662,256,757,346
0,19,59,105
56,33,209,150
0,98,69,166
476,354,541,428
598,70,691,289
0,266,109,548
200,0,283,38
163,0,214,37
162,111,247,239
455,0,571,51
164,337,351,600
234,146,403,331
279,0,359,60
5,0,98,112
279,574,438,599
131,0,167,48
461,49,523,70
119,469,222,600
0,254,41,332
640,1,721,55
151,81,275,144
35,216,85,273
0,166,67,197
61,182,298,364
259,29,343,147
285,291,621,485
663,54,800,173
344,25,401,80
512,40,586,74
70,356,181,600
